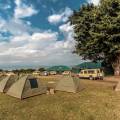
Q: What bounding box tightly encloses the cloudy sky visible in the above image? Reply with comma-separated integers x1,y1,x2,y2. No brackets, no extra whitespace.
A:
0,0,100,69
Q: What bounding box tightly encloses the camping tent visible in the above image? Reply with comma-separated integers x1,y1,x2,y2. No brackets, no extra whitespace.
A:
115,81,120,91
55,76,83,93
0,75,7,82
6,74,47,99
0,75,18,93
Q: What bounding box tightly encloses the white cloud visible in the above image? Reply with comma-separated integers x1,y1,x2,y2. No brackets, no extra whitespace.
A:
0,3,82,68
0,15,43,36
48,14,63,24
88,0,100,6
57,22,75,51
48,7,73,24
14,5,38,19
31,32,58,41
0,24,81,68
0,18,6,30
0,18,34,35
14,0,38,19
0,31,58,57
0,0,39,36
59,22,73,33
15,0,21,6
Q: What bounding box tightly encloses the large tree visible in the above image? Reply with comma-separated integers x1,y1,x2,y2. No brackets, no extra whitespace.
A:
70,0,120,76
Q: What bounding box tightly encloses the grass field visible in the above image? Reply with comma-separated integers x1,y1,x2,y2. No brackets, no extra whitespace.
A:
0,77,120,120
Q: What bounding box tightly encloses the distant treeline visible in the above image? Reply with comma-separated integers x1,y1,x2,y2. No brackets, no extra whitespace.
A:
0,68,46,73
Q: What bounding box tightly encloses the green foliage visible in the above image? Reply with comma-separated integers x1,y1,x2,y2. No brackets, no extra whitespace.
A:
13,69,35,74
47,66,71,72
70,0,120,65
0,69,3,72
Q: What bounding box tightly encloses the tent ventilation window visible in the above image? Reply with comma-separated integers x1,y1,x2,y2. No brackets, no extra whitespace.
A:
29,79,38,89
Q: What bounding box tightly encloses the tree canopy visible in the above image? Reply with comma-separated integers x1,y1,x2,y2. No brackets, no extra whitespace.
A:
38,68,46,72
13,69,35,74
70,0,120,75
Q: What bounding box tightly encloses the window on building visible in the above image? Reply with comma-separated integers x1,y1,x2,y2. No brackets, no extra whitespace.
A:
84,71,87,74
81,71,83,74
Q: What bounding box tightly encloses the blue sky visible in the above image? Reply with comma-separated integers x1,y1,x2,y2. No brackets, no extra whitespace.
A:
0,0,99,69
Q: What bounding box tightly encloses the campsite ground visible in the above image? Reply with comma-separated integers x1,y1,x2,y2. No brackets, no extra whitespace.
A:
0,76,120,120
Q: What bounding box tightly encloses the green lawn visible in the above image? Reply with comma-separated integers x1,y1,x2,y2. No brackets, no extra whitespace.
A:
0,79,120,120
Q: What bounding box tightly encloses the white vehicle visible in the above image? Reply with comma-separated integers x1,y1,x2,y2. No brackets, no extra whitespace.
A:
50,71,57,75
43,71,49,76
32,71,41,76
79,69,104,80
62,71,71,75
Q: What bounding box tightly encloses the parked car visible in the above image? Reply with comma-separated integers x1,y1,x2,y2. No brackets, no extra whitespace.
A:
41,71,49,76
50,71,57,75
62,71,71,75
79,69,104,80
32,71,41,76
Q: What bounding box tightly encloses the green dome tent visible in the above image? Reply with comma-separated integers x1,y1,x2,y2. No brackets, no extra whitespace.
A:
6,74,47,99
55,76,83,93
0,75,19,93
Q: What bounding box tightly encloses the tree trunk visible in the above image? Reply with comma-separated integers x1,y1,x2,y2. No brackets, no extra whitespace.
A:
112,54,120,76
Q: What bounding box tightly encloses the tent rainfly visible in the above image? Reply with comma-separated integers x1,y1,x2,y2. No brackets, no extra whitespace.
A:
55,76,83,93
115,81,120,91
6,74,47,99
0,75,18,93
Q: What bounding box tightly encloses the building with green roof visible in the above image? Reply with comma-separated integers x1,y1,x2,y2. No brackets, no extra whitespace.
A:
72,62,102,73
47,65,71,73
